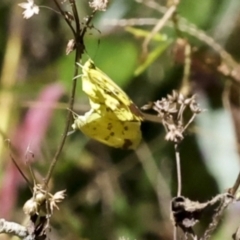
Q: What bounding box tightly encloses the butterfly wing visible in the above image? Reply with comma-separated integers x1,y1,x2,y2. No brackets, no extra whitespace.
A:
82,59,143,122
74,59,143,149
72,108,142,149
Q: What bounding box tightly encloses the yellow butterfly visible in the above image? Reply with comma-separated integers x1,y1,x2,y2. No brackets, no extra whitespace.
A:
72,59,143,149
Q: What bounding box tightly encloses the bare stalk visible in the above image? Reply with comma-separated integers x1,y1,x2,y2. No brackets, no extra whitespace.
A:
44,0,89,186
52,0,76,37
142,0,180,54
0,219,32,240
175,143,182,197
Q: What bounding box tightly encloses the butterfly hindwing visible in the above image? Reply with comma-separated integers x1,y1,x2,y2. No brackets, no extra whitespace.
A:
72,108,141,149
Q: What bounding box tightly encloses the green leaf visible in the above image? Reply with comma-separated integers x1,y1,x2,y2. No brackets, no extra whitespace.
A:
126,27,168,42
134,40,172,75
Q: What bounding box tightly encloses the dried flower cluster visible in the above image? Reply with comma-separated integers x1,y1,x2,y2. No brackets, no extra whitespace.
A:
89,0,109,12
142,91,202,142
23,184,66,216
171,193,233,238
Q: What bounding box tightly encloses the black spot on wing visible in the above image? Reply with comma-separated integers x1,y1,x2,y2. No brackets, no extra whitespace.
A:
107,122,113,130
122,139,133,149
89,60,96,69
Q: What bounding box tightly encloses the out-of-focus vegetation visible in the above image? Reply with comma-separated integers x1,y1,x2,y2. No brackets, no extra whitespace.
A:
0,0,240,240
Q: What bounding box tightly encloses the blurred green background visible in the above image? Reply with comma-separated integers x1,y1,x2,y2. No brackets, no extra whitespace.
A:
0,0,240,240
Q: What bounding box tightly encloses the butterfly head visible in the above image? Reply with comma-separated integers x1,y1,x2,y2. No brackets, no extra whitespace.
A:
84,59,96,70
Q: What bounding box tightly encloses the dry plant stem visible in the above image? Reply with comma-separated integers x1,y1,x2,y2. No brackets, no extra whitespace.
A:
44,54,79,187
70,0,81,34
136,143,172,220
172,12,182,38
173,132,185,240
180,42,191,96
201,197,233,240
52,0,76,36
173,228,177,240
10,155,32,189
139,0,237,66
223,86,240,196
0,219,33,240
173,227,177,240
175,143,182,196
44,3,96,186
107,15,238,75
229,172,240,196
142,112,163,123
183,113,197,132
44,0,89,186
142,3,177,54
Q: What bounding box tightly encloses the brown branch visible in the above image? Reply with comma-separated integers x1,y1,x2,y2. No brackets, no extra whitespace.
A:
52,0,76,37
201,194,233,240
44,0,86,186
44,2,98,187
0,219,33,240
142,3,178,55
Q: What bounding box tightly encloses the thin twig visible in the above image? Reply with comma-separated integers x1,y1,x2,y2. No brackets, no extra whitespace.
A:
44,0,86,186
183,113,197,133
10,154,33,190
174,143,182,196
136,143,172,231
44,2,97,186
180,41,191,96
173,226,177,240
229,172,240,196
70,0,80,35
201,194,233,240
44,55,79,187
52,0,76,37
142,3,177,55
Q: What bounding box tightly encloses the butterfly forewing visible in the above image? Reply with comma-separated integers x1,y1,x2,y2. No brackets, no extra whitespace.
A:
82,59,143,122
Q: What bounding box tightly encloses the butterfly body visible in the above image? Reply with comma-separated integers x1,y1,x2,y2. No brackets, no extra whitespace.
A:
72,59,143,149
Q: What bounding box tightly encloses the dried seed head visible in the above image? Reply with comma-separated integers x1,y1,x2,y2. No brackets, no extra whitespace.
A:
177,93,185,104
35,192,46,204
23,183,66,217
142,91,203,143
23,198,39,216
190,101,202,114
165,124,184,142
49,190,66,212
66,39,76,55
89,0,109,11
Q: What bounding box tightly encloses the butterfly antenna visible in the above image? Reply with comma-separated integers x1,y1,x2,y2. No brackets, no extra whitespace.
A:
5,139,33,190
10,154,33,191
25,146,38,188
